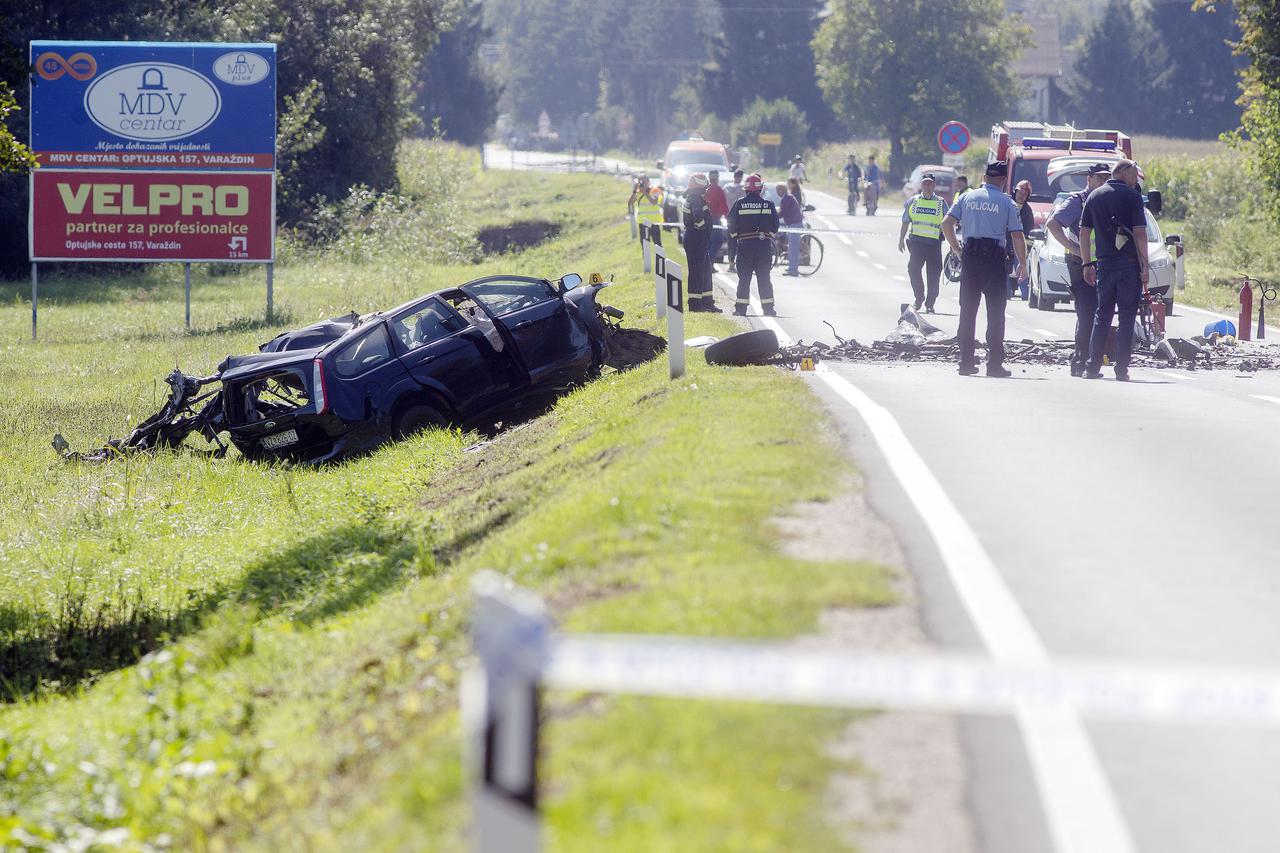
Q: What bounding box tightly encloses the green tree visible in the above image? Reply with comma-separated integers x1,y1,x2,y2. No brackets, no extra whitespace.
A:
1067,0,1163,131
0,83,35,174
813,0,1023,177
491,0,600,126
1228,0,1280,223
415,0,502,145
1146,2,1243,137
730,98,807,169
699,0,837,141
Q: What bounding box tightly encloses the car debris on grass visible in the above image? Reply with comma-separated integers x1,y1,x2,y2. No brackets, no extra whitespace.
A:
56,272,643,464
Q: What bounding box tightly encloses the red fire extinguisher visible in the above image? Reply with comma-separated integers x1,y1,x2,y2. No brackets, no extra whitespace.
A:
1240,277,1254,341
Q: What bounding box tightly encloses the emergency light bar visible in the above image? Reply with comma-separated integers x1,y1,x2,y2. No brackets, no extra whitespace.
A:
1020,138,1118,152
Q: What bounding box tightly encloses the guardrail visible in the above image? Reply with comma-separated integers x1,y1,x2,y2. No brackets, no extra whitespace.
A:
462,571,1280,853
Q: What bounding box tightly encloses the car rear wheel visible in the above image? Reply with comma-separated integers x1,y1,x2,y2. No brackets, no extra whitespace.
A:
1028,286,1040,310
395,403,448,438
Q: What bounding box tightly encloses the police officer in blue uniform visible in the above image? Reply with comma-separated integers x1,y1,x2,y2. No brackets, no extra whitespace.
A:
941,161,1027,377
1046,163,1111,376
727,173,780,316
1080,159,1149,381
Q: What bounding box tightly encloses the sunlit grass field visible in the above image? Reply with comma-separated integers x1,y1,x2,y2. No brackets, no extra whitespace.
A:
0,141,892,849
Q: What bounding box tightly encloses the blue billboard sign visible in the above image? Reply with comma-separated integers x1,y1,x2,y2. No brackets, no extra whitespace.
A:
30,41,276,169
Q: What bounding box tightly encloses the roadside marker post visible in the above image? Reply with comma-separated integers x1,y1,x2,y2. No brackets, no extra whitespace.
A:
640,223,652,274
665,259,685,379
653,244,667,320
628,211,637,240
464,572,550,853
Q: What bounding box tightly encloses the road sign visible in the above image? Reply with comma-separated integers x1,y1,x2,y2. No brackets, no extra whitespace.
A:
30,41,276,169
757,132,782,146
941,152,966,167
937,121,971,155
30,169,275,262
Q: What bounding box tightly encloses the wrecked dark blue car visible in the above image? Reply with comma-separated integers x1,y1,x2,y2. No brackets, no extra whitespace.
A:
58,273,623,464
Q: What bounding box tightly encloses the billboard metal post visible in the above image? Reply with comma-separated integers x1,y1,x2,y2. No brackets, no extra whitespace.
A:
184,263,192,329
266,263,274,321
30,264,37,341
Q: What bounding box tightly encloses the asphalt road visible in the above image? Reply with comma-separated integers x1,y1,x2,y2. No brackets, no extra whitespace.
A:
720,188,1280,853
488,147,1280,852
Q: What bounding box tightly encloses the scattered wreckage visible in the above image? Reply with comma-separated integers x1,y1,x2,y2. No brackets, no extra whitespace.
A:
56,273,626,464
701,304,1280,373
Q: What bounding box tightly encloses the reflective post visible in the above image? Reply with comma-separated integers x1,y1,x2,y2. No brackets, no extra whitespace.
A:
184,263,192,329
641,223,651,274
653,244,667,320
30,263,37,341
665,259,684,379
464,571,550,853
629,211,637,241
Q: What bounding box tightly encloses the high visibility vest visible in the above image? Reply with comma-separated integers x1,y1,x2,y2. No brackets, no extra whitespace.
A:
907,195,946,240
636,189,664,224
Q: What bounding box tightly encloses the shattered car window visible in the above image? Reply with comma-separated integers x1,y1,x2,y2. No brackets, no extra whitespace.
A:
393,299,467,350
464,279,556,317
239,369,312,423
333,325,394,378
444,294,505,352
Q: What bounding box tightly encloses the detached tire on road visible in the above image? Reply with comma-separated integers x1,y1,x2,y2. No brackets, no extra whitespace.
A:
704,329,780,366
395,403,448,438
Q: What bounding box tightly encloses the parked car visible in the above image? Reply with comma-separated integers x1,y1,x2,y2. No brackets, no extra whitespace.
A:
58,273,622,465
1027,204,1176,314
901,165,957,205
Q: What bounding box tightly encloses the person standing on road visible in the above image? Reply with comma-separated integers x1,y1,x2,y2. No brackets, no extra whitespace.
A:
682,173,720,312
898,173,946,312
728,173,780,316
629,175,665,245
954,175,969,200
1046,163,1111,377
1007,180,1035,299
841,154,862,215
790,154,807,184
1080,159,1149,381
864,154,883,215
941,161,1027,377
705,170,730,273
779,179,805,277
724,168,746,273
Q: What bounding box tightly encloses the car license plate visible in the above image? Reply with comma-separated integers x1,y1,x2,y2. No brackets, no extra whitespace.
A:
260,428,298,450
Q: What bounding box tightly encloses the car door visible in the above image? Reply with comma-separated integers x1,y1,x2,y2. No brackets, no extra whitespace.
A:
390,296,510,414
460,276,592,386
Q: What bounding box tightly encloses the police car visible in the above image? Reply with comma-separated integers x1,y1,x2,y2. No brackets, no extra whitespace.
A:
1027,178,1177,314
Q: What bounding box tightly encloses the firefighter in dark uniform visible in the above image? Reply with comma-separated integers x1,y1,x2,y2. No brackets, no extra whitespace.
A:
727,173,779,316
682,173,719,311
941,161,1027,377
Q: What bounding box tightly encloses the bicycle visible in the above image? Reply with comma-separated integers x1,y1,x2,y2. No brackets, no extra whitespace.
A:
771,228,825,277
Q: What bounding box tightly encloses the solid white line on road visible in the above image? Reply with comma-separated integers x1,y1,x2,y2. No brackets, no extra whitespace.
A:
1251,394,1280,405
856,249,869,259
817,215,854,245
811,365,1135,853
1035,328,1058,338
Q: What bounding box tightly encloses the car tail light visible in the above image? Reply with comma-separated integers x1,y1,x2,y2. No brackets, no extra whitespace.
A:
312,358,328,414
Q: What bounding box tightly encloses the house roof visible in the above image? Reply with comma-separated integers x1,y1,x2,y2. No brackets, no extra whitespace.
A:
1012,14,1063,78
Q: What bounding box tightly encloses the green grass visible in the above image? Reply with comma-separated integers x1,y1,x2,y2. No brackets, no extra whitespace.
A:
0,141,893,849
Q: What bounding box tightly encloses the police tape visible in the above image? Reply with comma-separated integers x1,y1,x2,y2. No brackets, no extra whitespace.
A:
645,221,870,236
542,635,1280,727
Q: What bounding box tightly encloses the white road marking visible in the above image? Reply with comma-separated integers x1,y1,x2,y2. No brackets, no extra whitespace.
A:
1177,302,1280,337
811,365,1136,853
1251,394,1280,405
873,262,887,270
718,250,1135,852
1034,328,1058,338
856,250,869,259
894,275,909,283
817,215,853,245
1162,371,1196,381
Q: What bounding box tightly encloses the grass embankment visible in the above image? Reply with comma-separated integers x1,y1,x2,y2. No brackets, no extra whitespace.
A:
0,142,892,849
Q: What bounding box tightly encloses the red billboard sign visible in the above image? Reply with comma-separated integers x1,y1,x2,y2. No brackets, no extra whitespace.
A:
30,170,274,262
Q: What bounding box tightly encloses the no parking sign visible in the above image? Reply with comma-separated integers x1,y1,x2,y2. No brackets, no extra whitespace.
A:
937,121,971,155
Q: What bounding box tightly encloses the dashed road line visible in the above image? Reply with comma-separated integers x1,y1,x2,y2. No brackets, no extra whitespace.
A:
1251,394,1280,405
856,249,869,259
1035,328,1058,338
873,262,887,270
817,215,854,245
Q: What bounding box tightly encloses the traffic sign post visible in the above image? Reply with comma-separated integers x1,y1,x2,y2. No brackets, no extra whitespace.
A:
937,121,971,156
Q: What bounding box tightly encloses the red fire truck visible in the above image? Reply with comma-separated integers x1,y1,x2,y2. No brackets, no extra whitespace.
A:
989,122,1133,227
